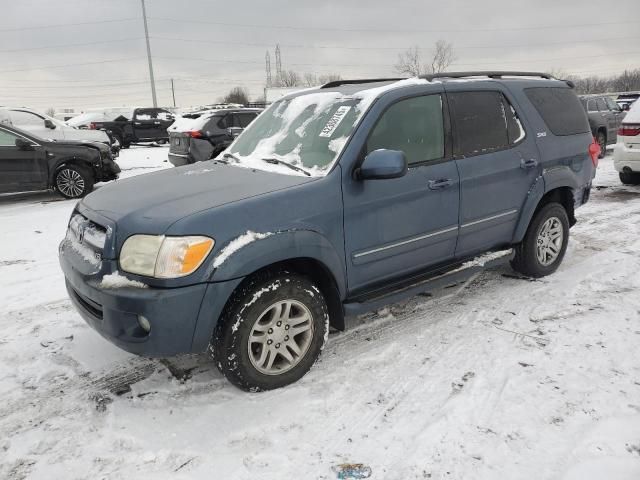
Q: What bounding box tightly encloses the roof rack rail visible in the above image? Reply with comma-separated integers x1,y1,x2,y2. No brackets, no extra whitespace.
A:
320,78,406,89
419,71,553,81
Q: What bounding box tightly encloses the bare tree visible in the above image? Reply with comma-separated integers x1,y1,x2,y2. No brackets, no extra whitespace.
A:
277,69,302,87
223,86,249,105
318,73,342,84
394,40,456,76
394,46,425,76
611,69,640,92
430,40,456,74
45,107,56,117
303,72,318,87
302,72,342,87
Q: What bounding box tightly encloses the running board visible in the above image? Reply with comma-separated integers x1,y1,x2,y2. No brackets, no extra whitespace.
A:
343,249,514,316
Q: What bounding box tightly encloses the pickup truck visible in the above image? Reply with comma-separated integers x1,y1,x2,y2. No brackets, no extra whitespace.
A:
89,107,175,148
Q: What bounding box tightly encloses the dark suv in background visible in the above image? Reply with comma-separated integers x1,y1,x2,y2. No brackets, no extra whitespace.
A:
60,72,598,391
580,94,626,157
168,108,261,166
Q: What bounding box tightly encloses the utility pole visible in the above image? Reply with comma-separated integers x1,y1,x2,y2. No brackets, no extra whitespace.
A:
170,78,176,107
141,0,157,107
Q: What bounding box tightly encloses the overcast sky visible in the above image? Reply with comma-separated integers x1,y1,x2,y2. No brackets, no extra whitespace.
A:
1,0,637,112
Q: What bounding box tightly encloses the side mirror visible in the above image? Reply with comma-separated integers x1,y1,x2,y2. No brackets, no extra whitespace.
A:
356,149,407,180
15,138,35,151
44,119,56,129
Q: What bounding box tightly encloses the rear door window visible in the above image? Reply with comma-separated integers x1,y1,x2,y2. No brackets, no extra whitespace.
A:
586,99,598,112
448,91,511,157
596,98,608,112
237,113,257,128
524,87,590,136
217,115,231,129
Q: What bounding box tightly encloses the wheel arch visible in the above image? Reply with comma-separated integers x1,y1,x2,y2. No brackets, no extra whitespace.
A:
208,229,347,332
49,157,96,188
513,175,576,244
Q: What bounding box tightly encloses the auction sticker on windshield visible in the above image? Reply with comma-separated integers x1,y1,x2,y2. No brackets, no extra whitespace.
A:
319,106,351,138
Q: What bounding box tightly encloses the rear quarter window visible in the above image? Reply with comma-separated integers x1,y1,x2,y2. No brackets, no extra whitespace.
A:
525,87,590,136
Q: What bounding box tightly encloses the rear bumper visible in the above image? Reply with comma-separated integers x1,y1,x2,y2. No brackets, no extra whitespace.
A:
613,144,640,172
60,243,242,356
168,152,192,167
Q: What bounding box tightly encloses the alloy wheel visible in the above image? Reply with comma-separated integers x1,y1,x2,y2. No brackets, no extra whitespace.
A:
536,216,564,266
248,299,315,375
56,168,85,198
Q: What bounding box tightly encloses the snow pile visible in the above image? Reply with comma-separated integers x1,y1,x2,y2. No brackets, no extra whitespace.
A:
212,231,272,268
463,249,513,268
99,271,147,289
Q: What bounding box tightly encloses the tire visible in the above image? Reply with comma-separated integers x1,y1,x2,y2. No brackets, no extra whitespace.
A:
619,170,640,185
511,202,570,278
211,271,329,391
596,131,606,159
54,165,94,199
156,138,168,145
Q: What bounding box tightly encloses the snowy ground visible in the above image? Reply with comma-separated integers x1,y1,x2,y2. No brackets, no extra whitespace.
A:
0,147,639,480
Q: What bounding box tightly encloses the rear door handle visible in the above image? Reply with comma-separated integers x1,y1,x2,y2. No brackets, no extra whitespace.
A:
520,158,538,169
428,178,453,190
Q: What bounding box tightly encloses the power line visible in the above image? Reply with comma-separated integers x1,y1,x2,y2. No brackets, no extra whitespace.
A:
0,17,140,33
150,35,640,52
148,16,637,34
0,57,145,74
0,37,144,54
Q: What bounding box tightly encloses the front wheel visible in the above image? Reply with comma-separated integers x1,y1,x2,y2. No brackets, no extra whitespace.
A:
511,202,570,278
54,165,94,199
211,271,329,391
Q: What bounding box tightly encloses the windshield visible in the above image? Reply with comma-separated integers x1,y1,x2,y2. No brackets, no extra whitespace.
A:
227,91,366,176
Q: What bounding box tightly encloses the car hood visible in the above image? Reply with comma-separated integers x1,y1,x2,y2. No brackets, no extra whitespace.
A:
47,139,110,153
81,161,315,234
61,127,110,143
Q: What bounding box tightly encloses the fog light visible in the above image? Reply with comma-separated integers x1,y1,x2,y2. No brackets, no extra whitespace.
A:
138,315,151,333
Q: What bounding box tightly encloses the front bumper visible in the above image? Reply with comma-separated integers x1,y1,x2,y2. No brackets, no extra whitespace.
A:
613,144,640,172
60,239,242,356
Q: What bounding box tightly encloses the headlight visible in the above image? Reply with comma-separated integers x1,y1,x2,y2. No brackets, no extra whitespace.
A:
120,235,214,278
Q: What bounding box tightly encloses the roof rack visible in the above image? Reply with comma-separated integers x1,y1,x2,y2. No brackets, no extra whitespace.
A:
419,71,553,81
320,78,406,89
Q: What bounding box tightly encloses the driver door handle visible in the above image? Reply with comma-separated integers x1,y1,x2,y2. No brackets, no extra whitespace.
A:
428,178,453,190
520,158,538,169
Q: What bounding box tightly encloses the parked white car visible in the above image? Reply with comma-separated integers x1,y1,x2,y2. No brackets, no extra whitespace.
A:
613,100,640,185
0,107,111,145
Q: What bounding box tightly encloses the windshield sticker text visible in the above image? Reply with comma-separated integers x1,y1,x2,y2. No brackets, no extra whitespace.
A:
319,106,351,138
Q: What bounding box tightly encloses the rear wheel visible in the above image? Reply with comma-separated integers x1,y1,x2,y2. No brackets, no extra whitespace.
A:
54,165,94,199
596,131,606,159
619,170,640,185
511,202,569,278
211,271,329,391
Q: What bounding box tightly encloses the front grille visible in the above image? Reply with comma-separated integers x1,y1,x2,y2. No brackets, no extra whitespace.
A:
68,213,107,252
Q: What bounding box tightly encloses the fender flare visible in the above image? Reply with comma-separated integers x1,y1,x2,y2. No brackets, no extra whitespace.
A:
208,229,347,300
512,166,579,244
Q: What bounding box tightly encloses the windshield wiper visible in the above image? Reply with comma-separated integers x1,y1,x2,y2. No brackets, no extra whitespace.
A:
261,158,311,176
222,152,240,162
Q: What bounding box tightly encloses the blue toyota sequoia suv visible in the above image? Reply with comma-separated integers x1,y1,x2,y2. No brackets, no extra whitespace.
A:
59,72,598,391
